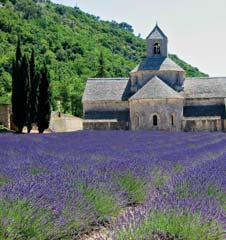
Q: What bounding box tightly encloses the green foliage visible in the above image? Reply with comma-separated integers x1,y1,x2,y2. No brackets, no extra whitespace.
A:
207,185,226,210
152,168,170,188
118,173,147,205
175,181,191,200
0,0,208,117
95,51,108,78
81,185,121,222
30,167,48,176
173,163,184,173
116,211,223,240
0,175,9,187
12,39,31,133
37,64,51,133
0,199,53,240
27,49,38,132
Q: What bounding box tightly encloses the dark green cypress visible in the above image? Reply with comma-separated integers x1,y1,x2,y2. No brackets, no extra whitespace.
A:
27,49,38,133
12,38,23,133
96,51,107,78
37,65,51,134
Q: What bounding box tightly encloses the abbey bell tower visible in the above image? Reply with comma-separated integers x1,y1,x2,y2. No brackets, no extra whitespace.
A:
146,24,168,58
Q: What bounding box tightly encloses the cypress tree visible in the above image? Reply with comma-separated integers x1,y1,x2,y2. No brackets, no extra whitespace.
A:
12,38,23,133
37,65,51,134
96,51,107,78
27,49,38,133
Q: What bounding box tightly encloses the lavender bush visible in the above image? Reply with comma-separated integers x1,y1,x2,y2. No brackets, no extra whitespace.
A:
0,131,225,239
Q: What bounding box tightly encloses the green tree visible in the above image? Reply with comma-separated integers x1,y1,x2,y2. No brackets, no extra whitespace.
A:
96,51,107,78
27,49,38,133
37,65,51,134
12,38,30,133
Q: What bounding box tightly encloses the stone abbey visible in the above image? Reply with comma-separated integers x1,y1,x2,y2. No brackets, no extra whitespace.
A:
83,24,226,131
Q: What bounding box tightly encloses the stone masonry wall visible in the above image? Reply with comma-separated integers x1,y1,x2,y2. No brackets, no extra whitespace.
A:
83,120,129,130
0,104,11,128
83,101,129,112
184,98,224,106
131,70,185,93
183,117,222,132
129,99,183,131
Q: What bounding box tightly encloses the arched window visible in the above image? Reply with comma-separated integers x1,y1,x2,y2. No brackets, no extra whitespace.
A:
154,43,161,55
135,114,140,128
153,115,158,126
171,115,174,126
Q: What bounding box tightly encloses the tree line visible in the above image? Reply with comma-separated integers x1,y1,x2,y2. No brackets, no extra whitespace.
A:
12,38,51,133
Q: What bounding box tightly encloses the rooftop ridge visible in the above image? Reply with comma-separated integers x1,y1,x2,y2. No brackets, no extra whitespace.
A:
130,76,183,100
87,78,129,81
186,77,226,80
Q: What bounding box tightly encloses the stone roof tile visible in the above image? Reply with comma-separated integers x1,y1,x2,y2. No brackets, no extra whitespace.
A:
82,78,130,102
146,25,168,40
131,57,184,73
184,77,226,98
130,76,183,100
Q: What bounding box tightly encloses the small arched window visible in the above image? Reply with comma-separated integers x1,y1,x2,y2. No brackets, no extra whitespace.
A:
135,114,140,128
171,115,174,126
153,115,158,126
154,43,161,55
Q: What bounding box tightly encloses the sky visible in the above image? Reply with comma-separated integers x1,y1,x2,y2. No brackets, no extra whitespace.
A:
52,0,226,77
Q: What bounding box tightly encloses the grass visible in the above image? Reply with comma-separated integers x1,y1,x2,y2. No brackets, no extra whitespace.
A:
30,167,48,176
0,176,9,187
116,210,224,240
0,125,10,133
118,173,147,205
81,185,121,222
208,185,226,210
0,199,53,240
175,181,191,200
152,168,170,188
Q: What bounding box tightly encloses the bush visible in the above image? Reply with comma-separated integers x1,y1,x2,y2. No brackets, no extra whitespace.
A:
0,199,53,239
116,211,224,240
118,173,147,205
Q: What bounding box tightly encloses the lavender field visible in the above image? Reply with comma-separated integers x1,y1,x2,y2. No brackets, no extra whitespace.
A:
0,131,225,239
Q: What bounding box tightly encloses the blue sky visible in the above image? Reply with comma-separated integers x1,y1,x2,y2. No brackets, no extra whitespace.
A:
52,0,226,77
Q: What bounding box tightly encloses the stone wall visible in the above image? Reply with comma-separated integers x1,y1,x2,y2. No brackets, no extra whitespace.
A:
49,112,83,132
83,120,129,130
183,117,222,132
83,101,129,112
184,98,224,106
129,99,183,131
0,104,11,128
130,70,185,92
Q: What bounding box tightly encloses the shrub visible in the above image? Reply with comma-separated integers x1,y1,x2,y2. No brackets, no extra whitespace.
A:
81,185,121,222
0,199,53,240
118,173,147,205
116,211,224,240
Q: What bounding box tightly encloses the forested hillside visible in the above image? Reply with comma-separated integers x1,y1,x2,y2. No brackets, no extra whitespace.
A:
0,0,208,116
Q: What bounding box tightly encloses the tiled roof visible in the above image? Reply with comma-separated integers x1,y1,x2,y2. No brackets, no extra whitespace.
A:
82,78,130,102
131,57,184,73
130,76,183,100
184,77,226,98
146,25,168,40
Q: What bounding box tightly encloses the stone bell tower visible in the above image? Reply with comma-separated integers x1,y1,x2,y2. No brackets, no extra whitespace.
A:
146,24,168,58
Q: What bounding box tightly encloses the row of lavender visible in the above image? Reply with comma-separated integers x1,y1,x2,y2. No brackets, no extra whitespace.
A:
0,131,225,239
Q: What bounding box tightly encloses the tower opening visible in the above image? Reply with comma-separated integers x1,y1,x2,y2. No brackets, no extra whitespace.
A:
153,43,161,55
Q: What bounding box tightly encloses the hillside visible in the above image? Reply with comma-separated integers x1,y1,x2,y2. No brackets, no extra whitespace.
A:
0,0,208,116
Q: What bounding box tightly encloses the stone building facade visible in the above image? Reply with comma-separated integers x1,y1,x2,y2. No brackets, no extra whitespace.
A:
0,104,11,129
83,24,226,132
